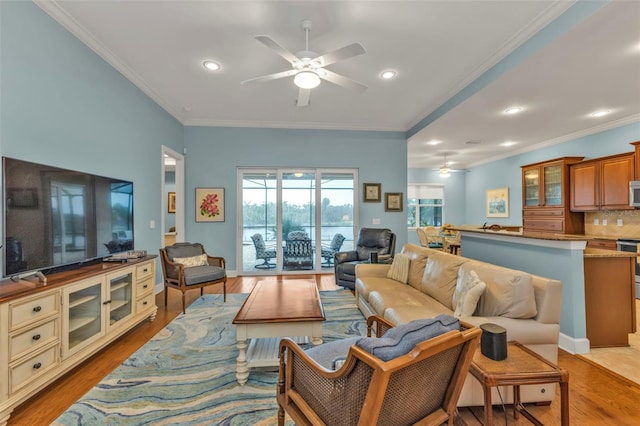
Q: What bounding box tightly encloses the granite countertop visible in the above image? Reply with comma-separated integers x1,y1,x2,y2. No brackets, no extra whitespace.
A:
450,225,590,241
584,248,638,258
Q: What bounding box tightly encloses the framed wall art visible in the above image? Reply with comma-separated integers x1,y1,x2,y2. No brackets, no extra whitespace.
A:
363,183,381,202
167,192,176,213
385,192,403,212
195,187,224,222
486,187,509,218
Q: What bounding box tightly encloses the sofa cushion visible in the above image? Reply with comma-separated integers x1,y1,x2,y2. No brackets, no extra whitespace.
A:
419,252,469,310
367,286,436,316
452,268,486,318
466,262,537,319
173,253,208,268
384,301,455,325
387,253,411,284
401,244,432,290
356,314,459,361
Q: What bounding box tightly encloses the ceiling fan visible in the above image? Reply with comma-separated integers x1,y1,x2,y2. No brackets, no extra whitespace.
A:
241,19,367,107
434,155,464,177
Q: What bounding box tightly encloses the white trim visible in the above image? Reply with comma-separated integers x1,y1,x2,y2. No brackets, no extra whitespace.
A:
559,333,590,355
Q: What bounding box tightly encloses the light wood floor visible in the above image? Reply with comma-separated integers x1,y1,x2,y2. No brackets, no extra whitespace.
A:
8,275,640,426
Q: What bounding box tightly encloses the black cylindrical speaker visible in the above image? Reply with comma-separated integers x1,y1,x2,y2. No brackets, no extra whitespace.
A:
480,323,507,361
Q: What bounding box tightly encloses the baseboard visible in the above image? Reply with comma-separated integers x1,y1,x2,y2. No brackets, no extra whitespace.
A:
559,332,590,354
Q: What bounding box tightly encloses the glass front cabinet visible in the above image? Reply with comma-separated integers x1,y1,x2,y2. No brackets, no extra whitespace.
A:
62,267,134,359
521,157,585,234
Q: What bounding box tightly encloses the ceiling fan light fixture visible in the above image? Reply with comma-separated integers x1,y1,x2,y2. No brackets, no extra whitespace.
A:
294,70,321,89
439,166,451,178
203,61,221,71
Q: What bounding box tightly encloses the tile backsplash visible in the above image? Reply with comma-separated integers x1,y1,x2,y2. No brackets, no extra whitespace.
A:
585,210,640,238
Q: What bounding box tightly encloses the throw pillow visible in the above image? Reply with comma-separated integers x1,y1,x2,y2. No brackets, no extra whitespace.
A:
387,253,411,284
470,263,537,318
452,268,486,317
173,253,208,268
419,252,469,310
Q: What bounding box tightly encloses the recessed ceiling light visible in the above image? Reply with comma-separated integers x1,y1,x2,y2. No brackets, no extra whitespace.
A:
504,106,523,115
501,141,518,147
427,140,441,146
590,109,611,118
203,61,221,71
380,70,397,80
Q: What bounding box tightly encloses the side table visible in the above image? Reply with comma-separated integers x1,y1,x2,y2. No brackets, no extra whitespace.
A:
469,341,569,426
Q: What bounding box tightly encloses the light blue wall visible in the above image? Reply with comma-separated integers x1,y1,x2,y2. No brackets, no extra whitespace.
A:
1,2,184,278
184,127,408,270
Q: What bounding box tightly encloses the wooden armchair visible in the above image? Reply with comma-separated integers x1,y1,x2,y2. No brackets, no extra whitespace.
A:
159,242,226,314
277,315,481,426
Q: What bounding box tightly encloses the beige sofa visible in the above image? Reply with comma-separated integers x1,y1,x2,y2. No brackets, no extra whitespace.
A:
355,243,562,407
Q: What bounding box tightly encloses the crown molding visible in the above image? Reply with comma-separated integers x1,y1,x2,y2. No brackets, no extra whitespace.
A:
182,118,404,132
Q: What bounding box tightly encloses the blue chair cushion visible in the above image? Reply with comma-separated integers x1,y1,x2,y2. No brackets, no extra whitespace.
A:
183,265,226,285
305,336,361,370
166,243,203,260
356,314,459,361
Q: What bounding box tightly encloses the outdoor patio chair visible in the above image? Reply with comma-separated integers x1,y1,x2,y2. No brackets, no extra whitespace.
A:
160,242,226,314
320,233,346,267
283,231,314,270
277,314,481,426
250,233,276,269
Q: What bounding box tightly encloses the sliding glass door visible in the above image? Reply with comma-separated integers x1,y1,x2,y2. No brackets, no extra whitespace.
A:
239,169,357,274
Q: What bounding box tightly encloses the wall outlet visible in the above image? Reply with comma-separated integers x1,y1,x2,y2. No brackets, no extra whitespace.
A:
618,219,623,226
372,218,381,225
593,218,599,225
150,220,156,229
602,219,607,226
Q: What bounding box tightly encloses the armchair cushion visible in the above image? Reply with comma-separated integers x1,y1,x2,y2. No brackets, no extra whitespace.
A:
173,253,208,268
183,265,226,286
165,243,203,260
356,314,459,361
305,336,361,370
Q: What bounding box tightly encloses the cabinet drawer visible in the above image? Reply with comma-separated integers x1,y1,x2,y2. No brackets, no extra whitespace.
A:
10,344,58,394
9,292,59,331
587,239,617,250
136,277,154,296
10,318,58,361
523,218,564,233
523,208,564,217
136,262,153,281
136,291,155,313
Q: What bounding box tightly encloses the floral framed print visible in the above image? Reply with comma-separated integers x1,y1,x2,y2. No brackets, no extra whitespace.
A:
486,187,509,218
196,188,224,222
385,192,403,212
363,183,381,202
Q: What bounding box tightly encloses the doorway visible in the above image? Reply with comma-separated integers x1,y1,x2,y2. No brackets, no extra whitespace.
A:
162,147,184,247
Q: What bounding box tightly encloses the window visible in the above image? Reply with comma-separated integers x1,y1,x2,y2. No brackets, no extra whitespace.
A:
407,184,443,227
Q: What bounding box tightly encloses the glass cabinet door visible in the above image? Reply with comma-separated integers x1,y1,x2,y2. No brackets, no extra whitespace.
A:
523,168,540,206
543,164,562,206
63,278,104,358
107,271,133,329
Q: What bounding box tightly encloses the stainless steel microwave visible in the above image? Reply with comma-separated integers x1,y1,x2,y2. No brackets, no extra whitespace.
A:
630,181,640,207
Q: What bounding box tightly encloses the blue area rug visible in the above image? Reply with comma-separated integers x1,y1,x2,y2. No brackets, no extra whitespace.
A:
54,290,366,425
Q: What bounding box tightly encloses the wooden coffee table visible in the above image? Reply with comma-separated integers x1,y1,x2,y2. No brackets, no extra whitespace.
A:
232,279,325,385
469,341,569,426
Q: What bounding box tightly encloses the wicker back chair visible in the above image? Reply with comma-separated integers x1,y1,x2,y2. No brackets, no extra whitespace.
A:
277,316,481,426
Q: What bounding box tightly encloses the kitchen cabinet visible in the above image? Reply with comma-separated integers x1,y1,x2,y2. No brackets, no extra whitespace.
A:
586,239,617,250
584,253,636,347
521,157,584,234
0,257,156,425
570,152,635,211
631,141,640,179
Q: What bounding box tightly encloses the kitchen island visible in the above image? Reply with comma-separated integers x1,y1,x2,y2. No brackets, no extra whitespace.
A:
450,226,637,352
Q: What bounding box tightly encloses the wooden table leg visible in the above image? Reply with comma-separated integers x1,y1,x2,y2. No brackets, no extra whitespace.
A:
560,379,570,425
483,383,493,426
513,385,520,419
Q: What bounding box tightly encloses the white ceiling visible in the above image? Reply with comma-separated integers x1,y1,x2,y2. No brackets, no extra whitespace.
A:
36,1,640,170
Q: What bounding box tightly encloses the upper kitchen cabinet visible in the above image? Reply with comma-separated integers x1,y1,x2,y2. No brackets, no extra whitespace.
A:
521,157,585,234
570,152,635,211
631,141,640,179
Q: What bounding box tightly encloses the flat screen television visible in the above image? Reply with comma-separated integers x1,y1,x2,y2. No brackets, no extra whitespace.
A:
2,157,134,278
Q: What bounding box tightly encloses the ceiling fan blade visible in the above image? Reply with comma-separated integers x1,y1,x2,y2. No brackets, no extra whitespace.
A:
319,69,367,93
314,42,366,67
255,35,300,64
296,88,311,107
241,69,298,86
